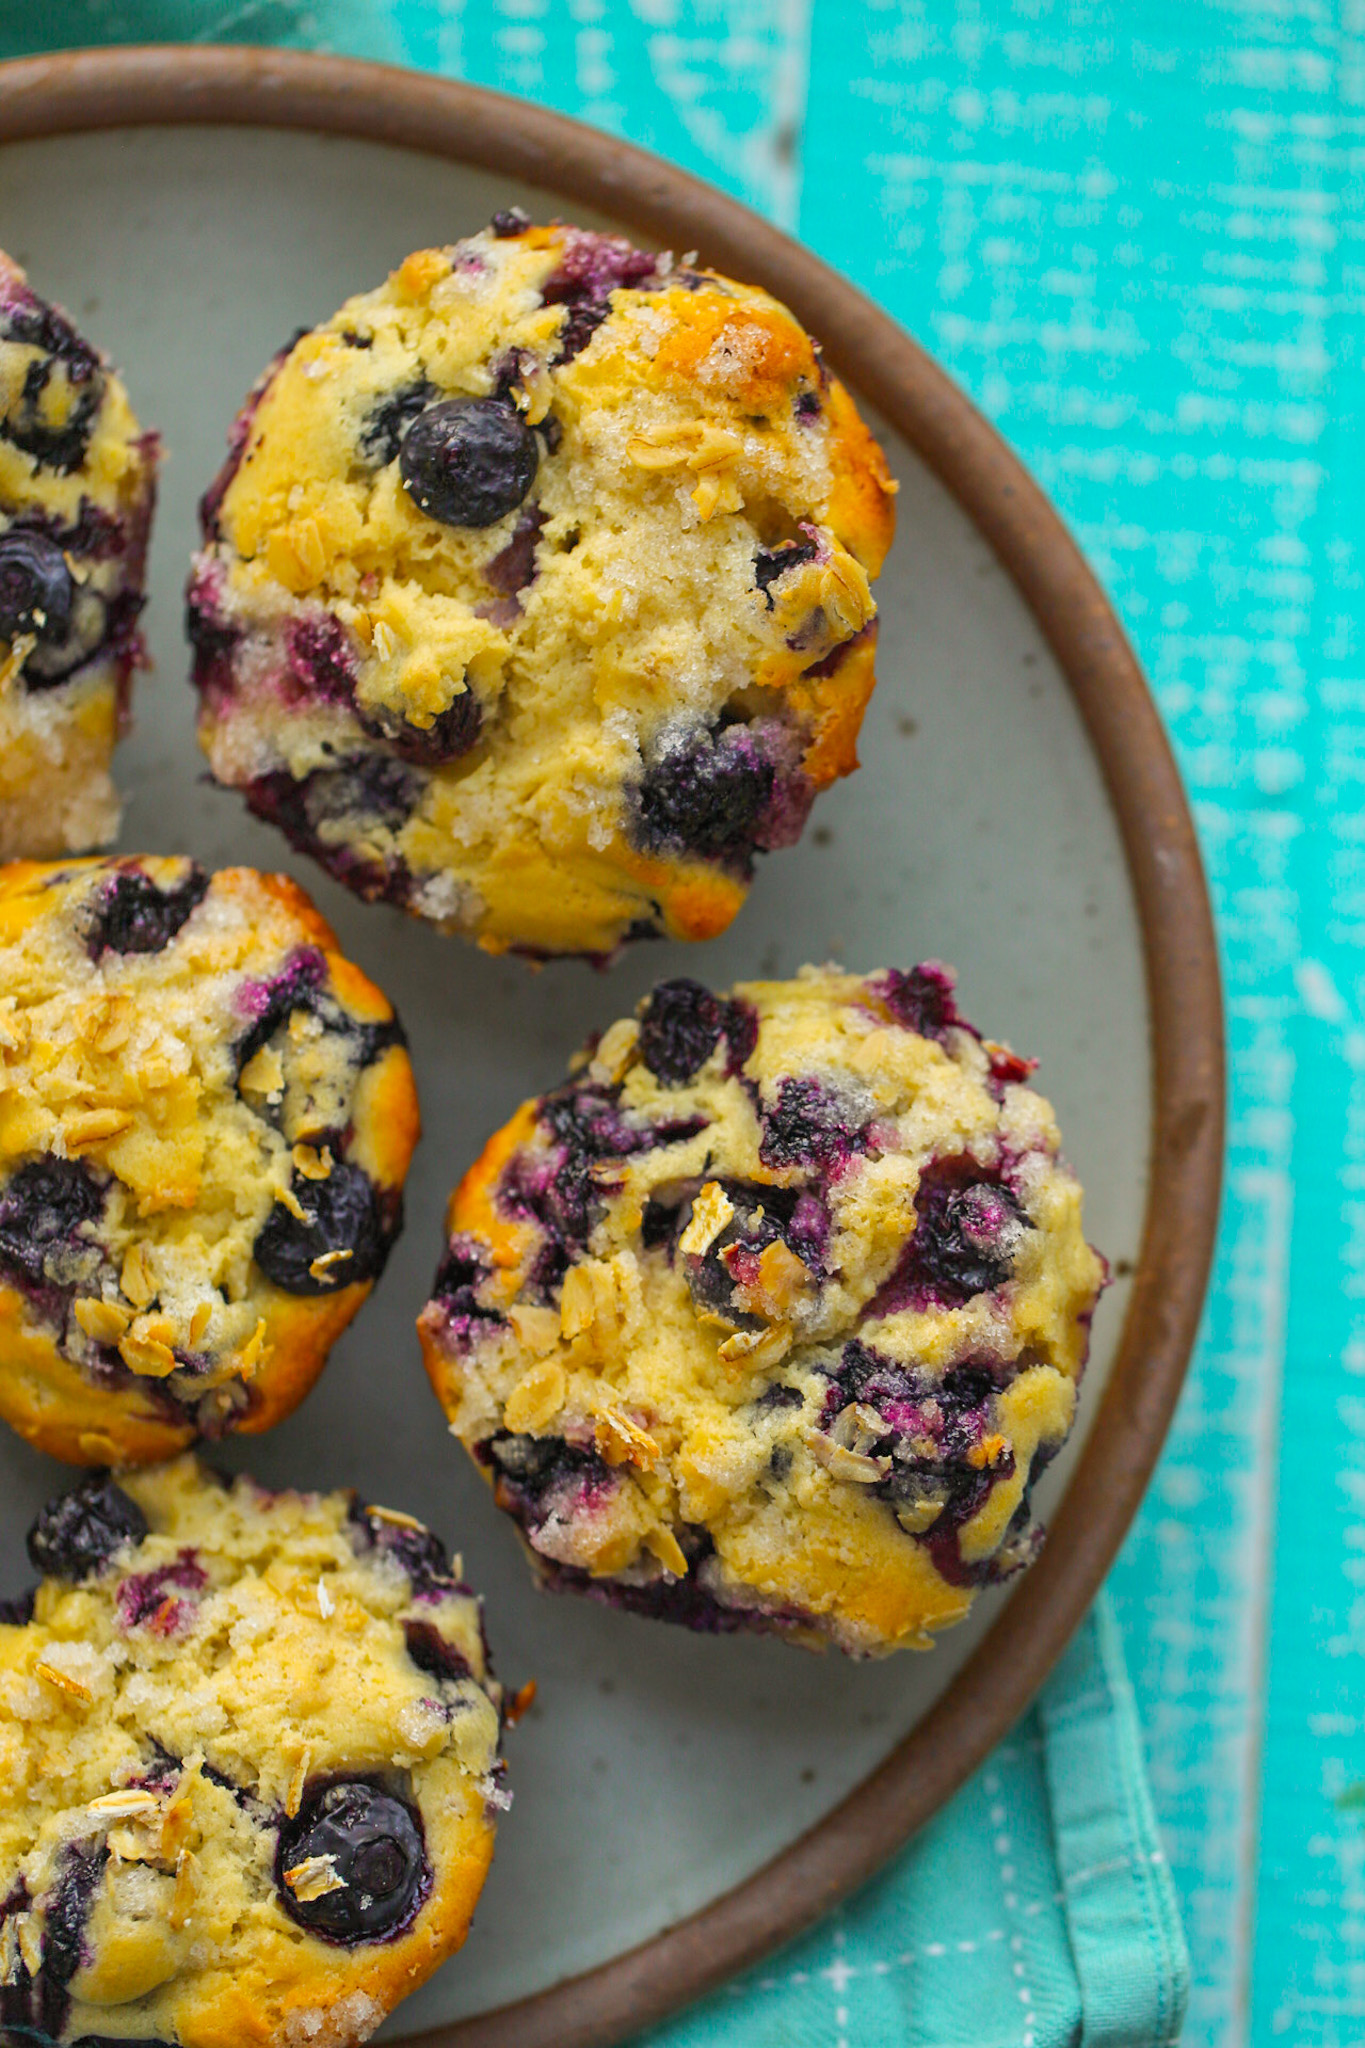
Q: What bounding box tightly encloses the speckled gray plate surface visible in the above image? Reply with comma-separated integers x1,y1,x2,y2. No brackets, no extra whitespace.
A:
0,121,1148,2033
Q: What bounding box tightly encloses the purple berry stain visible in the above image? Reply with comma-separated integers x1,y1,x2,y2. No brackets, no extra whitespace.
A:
116,1549,208,1634
869,1155,1029,1314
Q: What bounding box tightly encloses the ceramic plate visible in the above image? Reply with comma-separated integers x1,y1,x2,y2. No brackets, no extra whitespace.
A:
0,51,1222,2048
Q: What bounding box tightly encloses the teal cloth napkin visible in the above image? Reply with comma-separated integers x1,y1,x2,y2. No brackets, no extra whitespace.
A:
0,10,1193,2044
637,1597,1187,2048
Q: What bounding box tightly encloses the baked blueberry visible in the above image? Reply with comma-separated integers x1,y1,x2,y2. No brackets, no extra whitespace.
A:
189,220,895,955
360,377,437,469
0,1457,507,2047
253,1163,390,1297
638,978,724,1085
754,538,818,607
277,1781,428,1943
361,689,483,767
635,725,777,869
404,1617,473,1684
0,529,75,641
420,963,1104,1655
0,858,418,1467
86,862,209,957
896,1163,1029,1307
0,250,158,856
399,398,538,528
26,1473,147,1580
0,1155,104,1284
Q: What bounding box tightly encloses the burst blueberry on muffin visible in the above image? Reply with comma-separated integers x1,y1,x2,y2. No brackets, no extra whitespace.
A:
0,252,158,858
0,857,418,1467
418,965,1105,1656
188,213,896,958
0,1456,507,2048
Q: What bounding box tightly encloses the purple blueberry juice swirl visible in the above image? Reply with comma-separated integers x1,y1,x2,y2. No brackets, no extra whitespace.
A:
115,1549,208,1635
540,229,664,364
820,1342,1017,1586
428,1234,507,1353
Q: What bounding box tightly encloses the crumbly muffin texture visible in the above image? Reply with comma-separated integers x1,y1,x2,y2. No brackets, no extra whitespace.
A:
0,1457,506,2048
0,252,158,858
419,965,1105,1656
189,213,896,958
0,857,419,1467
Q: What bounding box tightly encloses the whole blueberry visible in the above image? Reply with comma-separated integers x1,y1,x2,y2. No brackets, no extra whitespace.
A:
0,1155,105,1283
87,865,208,958
635,726,775,868
253,1162,391,1296
877,964,961,1042
400,399,538,528
489,207,531,238
27,1474,148,1581
276,1779,428,1944
0,530,74,641
638,978,723,1085
759,1077,866,1174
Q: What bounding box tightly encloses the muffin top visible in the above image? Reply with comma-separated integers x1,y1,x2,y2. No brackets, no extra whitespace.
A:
0,1456,505,2048
0,857,418,1465
0,250,156,700
191,215,896,957
419,965,1105,1656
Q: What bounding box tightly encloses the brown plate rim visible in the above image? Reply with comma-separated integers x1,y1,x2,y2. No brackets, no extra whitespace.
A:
0,44,1225,2048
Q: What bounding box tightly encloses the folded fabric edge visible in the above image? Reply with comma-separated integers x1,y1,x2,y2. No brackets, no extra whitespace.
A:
1039,1592,1191,2048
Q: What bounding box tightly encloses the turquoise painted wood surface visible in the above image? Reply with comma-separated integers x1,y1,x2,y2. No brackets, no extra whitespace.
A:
0,1,1354,2040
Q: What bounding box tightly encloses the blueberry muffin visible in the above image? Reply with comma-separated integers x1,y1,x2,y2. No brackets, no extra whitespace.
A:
0,1456,507,2048
0,857,418,1467
418,965,1105,1656
189,213,897,958
0,253,158,858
